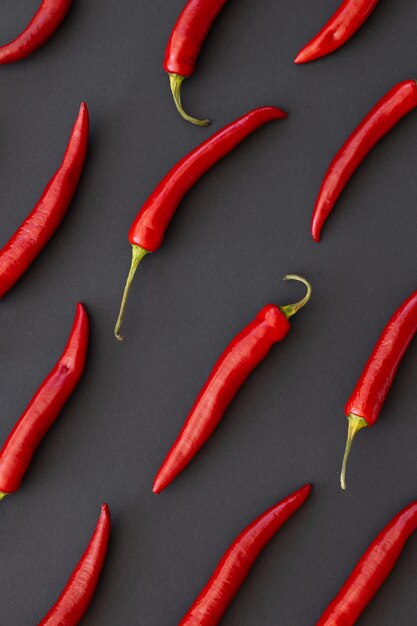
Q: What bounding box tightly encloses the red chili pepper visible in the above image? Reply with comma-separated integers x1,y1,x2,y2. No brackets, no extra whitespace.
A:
164,0,229,125
295,0,380,65
311,80,417,242
0,103,89,297
340,290,417,490
179,484,311,625
38,503,111,626
0,303,89,499
0,0,73,64
153,276,311,494
114,106,286,341
317,500,417,625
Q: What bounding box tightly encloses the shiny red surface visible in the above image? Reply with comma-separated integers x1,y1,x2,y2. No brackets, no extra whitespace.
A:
0,103,89,297
345,290,417,426
38,503,111,626
295,0,380,64
311,80,417,242
0,303,89,494
0,0,73,64
179,485,311,625
129,107,286,252
164,0,229,77
153,305,290,494
317,501,417,625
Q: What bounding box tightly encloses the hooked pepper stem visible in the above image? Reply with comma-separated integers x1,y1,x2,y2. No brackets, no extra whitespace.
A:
280,275,312,319
340,413,368,490
168,74,211,127
114,245,149,342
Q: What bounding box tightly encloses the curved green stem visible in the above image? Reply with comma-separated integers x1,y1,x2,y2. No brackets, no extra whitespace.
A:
340,413,368,490
280,275,312,319
114,245,149,342
0,492,8,501
168,74,211,127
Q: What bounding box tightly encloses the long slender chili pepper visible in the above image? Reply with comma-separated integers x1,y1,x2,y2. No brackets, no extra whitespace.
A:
295,0,380,65
38,503,111,626
0,0,73,64
179,484,311,625
311,80,417,242
317,500,417,625
340,290,417,490
114,106,286,341
164,0,229,126
0,303,89,500
0,103,89,297
153,276,311,494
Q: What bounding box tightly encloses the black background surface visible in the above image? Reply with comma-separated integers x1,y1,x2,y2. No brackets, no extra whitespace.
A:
0,1,417,624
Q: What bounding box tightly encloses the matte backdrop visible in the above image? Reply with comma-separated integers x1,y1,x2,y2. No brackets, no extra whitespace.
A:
0,1,417,624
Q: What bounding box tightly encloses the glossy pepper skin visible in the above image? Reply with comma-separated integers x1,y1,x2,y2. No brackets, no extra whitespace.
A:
340,290,417,490
295,0,380,64
311,80,417,242
0,303,89,499
317,501,417,625
164,0,230,125
39,503,111,626
153,276,311,494
115,106,287,341
0,0,73,64
179,485,312,625
0,103,89,297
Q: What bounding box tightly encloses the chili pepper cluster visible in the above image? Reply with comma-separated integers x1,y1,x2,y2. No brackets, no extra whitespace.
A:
1,0,417,624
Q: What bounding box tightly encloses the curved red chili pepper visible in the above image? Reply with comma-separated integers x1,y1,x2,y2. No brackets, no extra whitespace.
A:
317,500,417,625
179,484,311,625
164,0,229,125
153,276,311,494
38,503,111,626
0,0,73,64
295,0,380,65
340,290,417,490
0,103,89,297
0,303,89,499
311,80,417,242
114,106,286,341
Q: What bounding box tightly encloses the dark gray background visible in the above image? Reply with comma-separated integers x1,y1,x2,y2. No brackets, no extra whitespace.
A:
0,1,417,624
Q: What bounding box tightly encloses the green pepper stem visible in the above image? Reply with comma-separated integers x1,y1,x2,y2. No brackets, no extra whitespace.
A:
168,73,211,127
280,275,312,319
340,413,368,490
0,492,8,501
114,245,149,342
